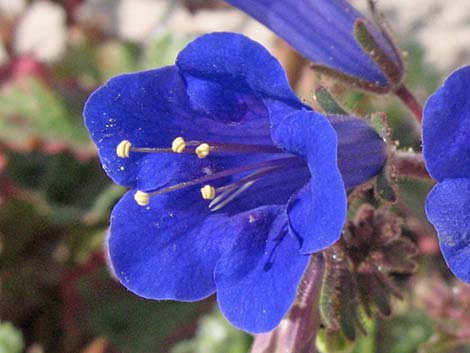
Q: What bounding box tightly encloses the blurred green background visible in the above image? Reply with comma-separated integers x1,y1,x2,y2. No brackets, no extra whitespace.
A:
0,1,469,352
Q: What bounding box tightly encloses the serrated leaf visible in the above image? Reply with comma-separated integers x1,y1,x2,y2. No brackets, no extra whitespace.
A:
0,77,93,156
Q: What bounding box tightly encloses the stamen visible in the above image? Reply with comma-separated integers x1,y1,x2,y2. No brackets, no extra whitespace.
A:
130,157,305,208
117,138,283,159
116,140,132,158
171,137,186,153
195,143,210,159
134,190,149,206
200,185,216,200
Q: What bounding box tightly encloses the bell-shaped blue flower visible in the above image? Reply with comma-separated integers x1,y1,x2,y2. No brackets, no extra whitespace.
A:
423,65,470,284
225,0,404,92
84,32,386,333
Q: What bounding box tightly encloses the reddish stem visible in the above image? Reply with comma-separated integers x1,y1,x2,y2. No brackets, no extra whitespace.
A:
394,84,423,124
393,150,431,180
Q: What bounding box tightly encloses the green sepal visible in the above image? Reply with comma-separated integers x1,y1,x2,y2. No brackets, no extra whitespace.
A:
368,112,398,203
353,19,402,86
314,86,347,115
375,168,398,203
310,63,390,94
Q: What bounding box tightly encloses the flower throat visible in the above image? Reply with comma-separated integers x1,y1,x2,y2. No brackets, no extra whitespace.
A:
115,137,304,211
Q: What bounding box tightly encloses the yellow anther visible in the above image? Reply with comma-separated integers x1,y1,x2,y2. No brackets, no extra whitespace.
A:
134,191,149,206
171,137,186,153
200,185,216,200
195,143,210,159
116,140,132,158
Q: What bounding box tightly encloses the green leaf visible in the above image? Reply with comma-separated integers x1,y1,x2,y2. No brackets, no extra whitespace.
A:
0,78,93,156
171,306,251,353
96,41,139,81
419,334,470,353
140,32,194,70
0,322,24,353
316,329,354,353
76,268,214,353
378,308,433,353
83,184,125,225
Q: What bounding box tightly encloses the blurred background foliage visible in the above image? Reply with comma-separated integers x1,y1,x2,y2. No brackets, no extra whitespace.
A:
0,0,469,352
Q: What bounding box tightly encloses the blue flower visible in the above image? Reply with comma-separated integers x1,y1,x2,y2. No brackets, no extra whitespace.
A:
423,65,470,283
84,32,386,332
225,0,403,92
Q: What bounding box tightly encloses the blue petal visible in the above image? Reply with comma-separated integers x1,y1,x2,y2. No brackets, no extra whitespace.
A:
272,110,347,253
84,33,307,191
175,32,306,127
84,65,277,191
425,179,470,283
108,189,239,301
328,114,386,188
214,206,309,333
225,0,399,86
423,65,470,181
83,66,208,190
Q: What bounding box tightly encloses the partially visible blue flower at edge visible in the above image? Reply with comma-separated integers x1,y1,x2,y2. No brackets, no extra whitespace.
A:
225,0,404,92
84,32,386,333
423,65,470,283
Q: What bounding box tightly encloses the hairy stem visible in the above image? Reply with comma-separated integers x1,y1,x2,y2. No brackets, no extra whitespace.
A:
394,150,431,180
394,84,423,124
250,254,325,353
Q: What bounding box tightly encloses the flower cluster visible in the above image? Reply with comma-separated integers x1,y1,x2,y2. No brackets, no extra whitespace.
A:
84,32,386,332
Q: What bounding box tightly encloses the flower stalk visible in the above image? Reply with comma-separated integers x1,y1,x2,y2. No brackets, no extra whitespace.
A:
394,150,430,180
250,254,324,353
394,84,423,124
